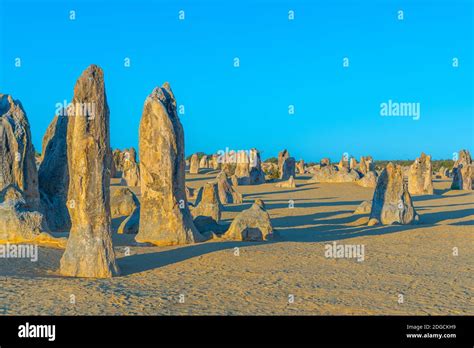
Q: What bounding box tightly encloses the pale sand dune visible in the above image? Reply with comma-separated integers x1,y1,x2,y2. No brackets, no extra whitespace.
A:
0,174,472,315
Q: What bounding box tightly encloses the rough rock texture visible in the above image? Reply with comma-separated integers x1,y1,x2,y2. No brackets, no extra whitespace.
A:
135,83,205,246
199,155,209,169
320,158,330,167
297,159,305,174
215,171,242,204
110,187,139,218
228,175,238,187
436,167,449,179
356,171,378,188
359,156,374,175
117,208,139,234
349,158,358,170
235,151,250,179
368,163,418,226
353,200,372,215
0,94,40,208
408,153,433,195
338,155,349,170
278,149,290,174
308,166,360,183
193,182,223,222
59,65,120,278
280,157,296,180
275,175,296,188
211,154,220,170
38,115,71,232
249,149,266,184
189,153,199,174
120,148,140,187
0,95,62,246
223,199,276,241
451,150,472,191
0,185,65,246
112,149,124,177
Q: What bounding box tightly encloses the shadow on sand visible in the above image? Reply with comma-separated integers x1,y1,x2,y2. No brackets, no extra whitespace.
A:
118,241,263,276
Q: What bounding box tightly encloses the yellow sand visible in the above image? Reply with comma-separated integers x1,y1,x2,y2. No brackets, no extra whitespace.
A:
0,173,472,315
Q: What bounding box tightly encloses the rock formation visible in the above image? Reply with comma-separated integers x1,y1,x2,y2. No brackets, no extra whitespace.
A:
338,155,349,170
189,153,199,174
193,182,222,222
0,94,62,246
278,149,290,174
38,115,71,231
353,200,372,215
223,199,275,241
349,157,358,170
215,171,242,204
368,163,418,226
297,159,305,174
59,65,120,278
275,175,296,188
120,148,140,187
356,171,378,188
0,94,40,207
451,150,472,191
359,156,374,175
408,152,433,195
280,157,296,180
320,158,330,167
112,149,124,177
110,187,139,218
199,155,209,169
248,148,266,184
135,83,205,245
234,150,250,181
0,185,65,246
309,166,360,183
211,154,220,170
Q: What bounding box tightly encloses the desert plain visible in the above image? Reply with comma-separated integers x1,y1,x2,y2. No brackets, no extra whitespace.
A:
1,173,472,315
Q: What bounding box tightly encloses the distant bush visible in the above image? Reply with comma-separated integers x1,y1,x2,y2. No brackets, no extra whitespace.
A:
264,157,278,164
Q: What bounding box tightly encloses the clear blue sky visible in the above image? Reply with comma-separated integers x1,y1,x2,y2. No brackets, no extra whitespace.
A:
0,0,472,162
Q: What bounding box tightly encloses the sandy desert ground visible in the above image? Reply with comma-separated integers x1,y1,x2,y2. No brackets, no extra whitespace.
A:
0,172,472,315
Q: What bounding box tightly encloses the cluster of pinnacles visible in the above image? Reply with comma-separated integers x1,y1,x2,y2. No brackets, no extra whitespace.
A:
0,63,472,278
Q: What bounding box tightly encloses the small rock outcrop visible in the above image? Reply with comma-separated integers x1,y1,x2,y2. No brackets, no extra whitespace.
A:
275,175,296,188
408,152,433,195
223,199,276,241
353,200,372,215
215,171,242,204
309,166,360,183
121,148,140,187
189,153,199,174
451,150,472,191
280,157,296,180
297,159,305,174
193,182,223,222
368,163,418,226
356,171,378,188
110,187,139,218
